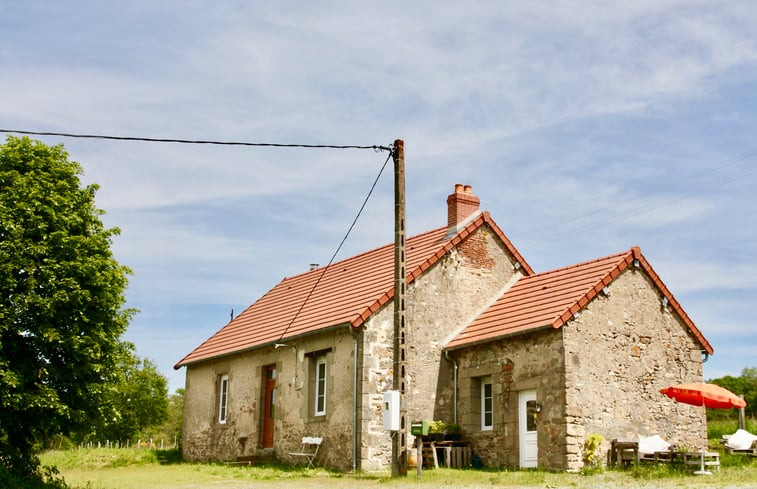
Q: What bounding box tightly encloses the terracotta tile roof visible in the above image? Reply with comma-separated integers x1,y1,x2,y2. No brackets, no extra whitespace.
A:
175,212,532,368
446,247,713,354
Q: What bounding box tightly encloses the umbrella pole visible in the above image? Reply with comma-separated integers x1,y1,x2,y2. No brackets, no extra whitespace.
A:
694,405,712,476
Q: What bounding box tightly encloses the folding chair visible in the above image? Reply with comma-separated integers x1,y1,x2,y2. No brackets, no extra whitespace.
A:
289,436,323,468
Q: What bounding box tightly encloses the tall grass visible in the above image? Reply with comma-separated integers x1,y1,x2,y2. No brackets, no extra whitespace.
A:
40,447,757,489
708,417,757,441
41,448,179,470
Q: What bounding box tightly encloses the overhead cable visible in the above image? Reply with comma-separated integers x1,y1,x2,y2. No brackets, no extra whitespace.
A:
0,129,392,152
275,150,394,342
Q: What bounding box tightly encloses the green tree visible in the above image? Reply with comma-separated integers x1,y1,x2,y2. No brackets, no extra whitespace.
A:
136,387,184,449
162,388,184,447
96,354,169,443
0,136,134,480
708,367,757,419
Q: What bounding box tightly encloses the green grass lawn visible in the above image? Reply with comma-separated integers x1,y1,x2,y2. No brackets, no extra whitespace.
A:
39,448,757,489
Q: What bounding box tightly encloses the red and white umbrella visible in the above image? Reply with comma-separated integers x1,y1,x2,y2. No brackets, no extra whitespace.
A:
660,383,746,475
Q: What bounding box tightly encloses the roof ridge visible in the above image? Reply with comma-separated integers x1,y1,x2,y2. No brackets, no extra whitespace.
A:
278,224,450,283
529,248,633,278
350,211,533,327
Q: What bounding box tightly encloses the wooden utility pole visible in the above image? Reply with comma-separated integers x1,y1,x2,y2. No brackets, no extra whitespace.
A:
391,139,407,477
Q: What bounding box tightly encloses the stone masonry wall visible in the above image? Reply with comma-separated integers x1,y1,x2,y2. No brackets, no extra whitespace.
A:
358,225,520,470
182,327,357,470
406,226,520,428
561,268,705,470
359,305,395,471
454,329,566,469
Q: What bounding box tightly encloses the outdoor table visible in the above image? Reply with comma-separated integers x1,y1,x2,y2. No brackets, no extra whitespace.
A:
433,440,471,468
683,451,720,471
653,450,680,463
609,439,638,467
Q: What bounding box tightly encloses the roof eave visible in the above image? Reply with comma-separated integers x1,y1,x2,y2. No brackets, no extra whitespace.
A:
630,247,714,355
444,324,553,352
174,321,353,369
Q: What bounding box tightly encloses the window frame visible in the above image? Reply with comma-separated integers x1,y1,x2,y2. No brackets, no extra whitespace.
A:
314,358,327,416
218,374,229,424
481,376,493,431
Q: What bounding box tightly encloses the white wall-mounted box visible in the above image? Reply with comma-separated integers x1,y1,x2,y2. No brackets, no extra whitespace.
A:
383,390,400,431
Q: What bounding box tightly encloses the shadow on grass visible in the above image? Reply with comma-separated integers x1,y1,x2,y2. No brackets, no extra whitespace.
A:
155,449,183,465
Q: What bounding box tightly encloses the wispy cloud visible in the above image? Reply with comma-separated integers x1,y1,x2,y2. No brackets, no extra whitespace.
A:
3,1,757,389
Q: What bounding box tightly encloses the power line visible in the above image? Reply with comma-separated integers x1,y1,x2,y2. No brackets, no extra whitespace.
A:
276,150,394,342
0,128,396,342
0,129,392,152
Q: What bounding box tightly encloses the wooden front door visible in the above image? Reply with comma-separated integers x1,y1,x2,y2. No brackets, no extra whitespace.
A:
262,365,276,448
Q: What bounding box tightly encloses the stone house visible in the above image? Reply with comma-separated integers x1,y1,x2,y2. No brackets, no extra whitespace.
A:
175,184,713,471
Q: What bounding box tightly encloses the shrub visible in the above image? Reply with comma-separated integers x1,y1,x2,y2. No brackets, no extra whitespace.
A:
581,433,605,472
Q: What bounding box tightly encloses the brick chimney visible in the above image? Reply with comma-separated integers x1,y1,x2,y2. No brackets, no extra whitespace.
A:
447,183,480,232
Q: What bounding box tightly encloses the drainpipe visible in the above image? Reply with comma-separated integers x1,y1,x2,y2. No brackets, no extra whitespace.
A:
351,327,359,472
444,350,458,424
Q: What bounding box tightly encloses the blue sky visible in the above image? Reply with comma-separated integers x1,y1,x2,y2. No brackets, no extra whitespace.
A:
2,1,756,393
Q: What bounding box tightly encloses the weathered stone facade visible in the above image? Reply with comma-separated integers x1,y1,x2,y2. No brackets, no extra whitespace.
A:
179,186,709,473
449,266,705,471
182,327,358,469
561,267,705,470
182,223,523,471
453,328,565,468
357,224,521,470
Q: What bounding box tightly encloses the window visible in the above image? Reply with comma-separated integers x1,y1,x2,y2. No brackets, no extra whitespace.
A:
314,358,327,416
481,377,493,431
526,399,538,432
218,374,229,424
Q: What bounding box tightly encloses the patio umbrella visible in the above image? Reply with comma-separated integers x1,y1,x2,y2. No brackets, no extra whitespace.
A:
660,383,747,475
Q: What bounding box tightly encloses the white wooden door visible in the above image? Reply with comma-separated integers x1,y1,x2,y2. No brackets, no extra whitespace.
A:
518,389,538,468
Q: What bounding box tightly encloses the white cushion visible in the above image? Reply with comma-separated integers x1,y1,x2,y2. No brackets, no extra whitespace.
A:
638,434,671,454
725,429,757,450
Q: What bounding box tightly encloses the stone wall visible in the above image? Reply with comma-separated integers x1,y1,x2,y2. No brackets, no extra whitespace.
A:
561,267,705,470
357,224,520,470
359,305,395,471
406,225,520,425
182,327,358,470
454,328,566,469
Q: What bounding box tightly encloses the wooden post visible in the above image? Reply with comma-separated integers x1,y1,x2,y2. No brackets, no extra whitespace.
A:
391,139,407,477
416,437,422,478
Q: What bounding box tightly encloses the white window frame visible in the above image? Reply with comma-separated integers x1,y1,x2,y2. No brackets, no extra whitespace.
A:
481,377,493,431
218,374,229,424
314,358,327,416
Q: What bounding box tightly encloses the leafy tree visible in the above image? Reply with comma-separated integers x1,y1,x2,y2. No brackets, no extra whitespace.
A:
0,136,134,479
708,367,757,419
136,387,184,448
160,388,185,446
96,354,169,443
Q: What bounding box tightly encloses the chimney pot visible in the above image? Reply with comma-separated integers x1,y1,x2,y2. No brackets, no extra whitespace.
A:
447,183,480,231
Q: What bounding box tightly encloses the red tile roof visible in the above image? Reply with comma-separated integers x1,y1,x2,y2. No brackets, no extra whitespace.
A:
175,212,532,368
446,247,713,354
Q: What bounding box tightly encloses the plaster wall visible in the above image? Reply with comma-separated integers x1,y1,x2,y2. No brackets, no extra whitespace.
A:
182,327,357,470
561,268,705,469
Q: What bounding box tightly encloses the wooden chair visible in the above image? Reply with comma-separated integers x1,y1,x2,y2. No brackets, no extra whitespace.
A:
289,436,323,468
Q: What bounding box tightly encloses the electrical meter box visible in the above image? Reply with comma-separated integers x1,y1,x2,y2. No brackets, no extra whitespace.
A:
383,390,400,431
